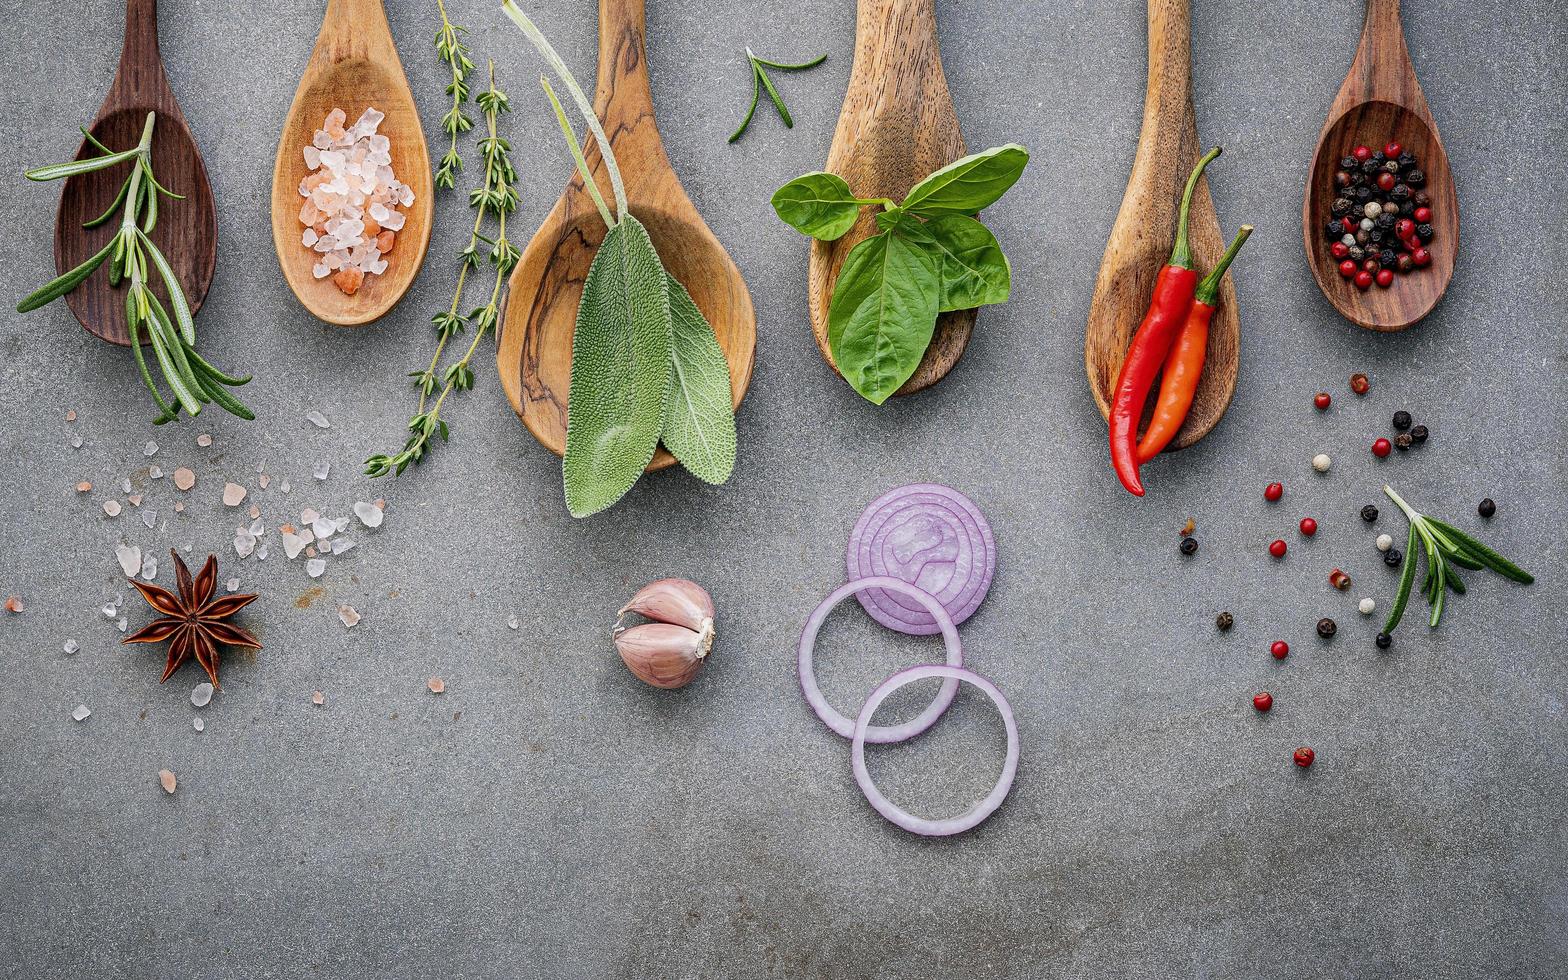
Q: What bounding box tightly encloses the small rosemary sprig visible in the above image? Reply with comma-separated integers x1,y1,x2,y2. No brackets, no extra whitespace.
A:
365,61,518,478
17,112,253,424
433,0,475,189
1380,484,1533,639
729,48,825,143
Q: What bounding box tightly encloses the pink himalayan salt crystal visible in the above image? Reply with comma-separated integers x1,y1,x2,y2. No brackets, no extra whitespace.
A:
103,500,122,518
174,502,185,513
427,677,445,695
248,504,261,520
299,106,409,294
76,481,92,493
222,483,247,507
173,467,195,491
3,596,22,613
128,494,142,507
65,409,77,422
196,433,213,447
312,691,324,706
158,769,177,794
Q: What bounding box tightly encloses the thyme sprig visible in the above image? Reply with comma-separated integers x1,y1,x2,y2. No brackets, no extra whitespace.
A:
729,48,825,143
17,112,253,424
366,61,518,478
433,0,475,189
1381,485,1533,637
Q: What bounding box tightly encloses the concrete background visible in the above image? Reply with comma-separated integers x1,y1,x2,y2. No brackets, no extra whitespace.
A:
1,0,1565,977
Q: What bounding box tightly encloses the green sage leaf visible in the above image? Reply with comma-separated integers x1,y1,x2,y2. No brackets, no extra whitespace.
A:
827,229,941,405
771,172,862,241
660,275,736,485
901,144,1030,217
563,215,673,518
898,213,1011,311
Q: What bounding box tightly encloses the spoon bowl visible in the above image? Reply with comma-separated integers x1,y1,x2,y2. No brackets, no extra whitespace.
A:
1303,0,1456,331
270,0,432,326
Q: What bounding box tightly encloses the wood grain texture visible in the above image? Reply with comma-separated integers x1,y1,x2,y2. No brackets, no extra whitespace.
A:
1303,0,1456,331
1084,0,1238,451
269,0,432,326
807,0,972,399
51,0,216,347
496,0,756,472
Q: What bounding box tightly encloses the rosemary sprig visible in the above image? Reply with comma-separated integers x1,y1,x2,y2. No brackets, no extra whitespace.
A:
433,0,475,189
1381,484,1533,638
729,48,825,143
365,61,518,478
17,112,253,424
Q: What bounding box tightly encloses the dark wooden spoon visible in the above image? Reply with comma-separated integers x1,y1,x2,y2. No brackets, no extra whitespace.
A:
52,0,216,347
1304,0,1456,331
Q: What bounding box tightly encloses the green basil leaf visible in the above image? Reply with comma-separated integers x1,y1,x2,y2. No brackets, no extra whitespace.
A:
827,229,941,405
771,172,861,241
660,275,737,485
563,215,673,518
900,144,1030,216
898,213,1011,311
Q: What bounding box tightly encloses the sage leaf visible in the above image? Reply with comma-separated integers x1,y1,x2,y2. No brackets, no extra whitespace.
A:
770,172,861,241
901,144,1030,217
898,214,1011,311
661,275,736,485
827,229,941,404
564,215,673,518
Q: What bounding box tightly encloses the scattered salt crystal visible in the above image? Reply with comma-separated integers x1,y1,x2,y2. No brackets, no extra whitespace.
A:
144,440,158,457
101,602,118,618
311,516,336,540
141,509,156,529
197,433,213,447
158,770,177,794
306,410,331,429
301,507,320,524
193,717,205,733
65,409,77,422
507,615,519,631
352,501,385,528
280,480,291,494
313,461,331,481
3,596,21,613
255,461,266,474
116,616,127,632
305,546,317,558
63,639,79,655
337,604,360,628
306,558,326,578
259,474,271,490
248,504,261,520
115,544,142,576
312,691,325,705
72,705,91,722
225,577,240,593
427,676,445,694
128,494,143,507
174,502,185,513
149,465,163,479
180,542,192,553
331,538,355,556
173,467,195,491
121,478,133,494
191,682,213,707
140,555,158,580
256,542,269,561
282,530,310,560
234,529,257,559
76,481,92,493
103,500,122,518
222,483,247,507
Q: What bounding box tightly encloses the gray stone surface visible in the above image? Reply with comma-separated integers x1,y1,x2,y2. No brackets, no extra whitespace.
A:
1,0,1565,976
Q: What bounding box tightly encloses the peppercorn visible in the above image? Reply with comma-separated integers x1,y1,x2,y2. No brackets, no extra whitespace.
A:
1269,539,1288,558
1379,249,1398,268
1271,640,1289,659
1180,537,1198,556
1350,373,1370,395
1353,186,1372,202
1383,200,1401,216
1354,270,1373,290
1361,504,1379,522
1294,747,1315,768
1375,212,1395,231
1396,253,1415,273
1340,155,1359,170
1383,160,1400,175
1391,183,1411,202
1375,632,1392,649
1410,424,1428,443
1368,229,1385,245
1411,246,1431,267
1394,432,1413,451
1252,691,1273,712
1334,170,1352,189
1478,498,1496,518
1416,223,1434,242
1355,230,1370,246
1332,197,1353,217
1348,245,1366,262
1324,219,1344,239
1360,159,1381,175
1216,611,1234,631
1392,410,1412,430
1412,189,1431,207
1362,258,1380,274
1314,392,1331,410
1300,517,1318,536
1376,171,1396,191
1265,482,1284,502
1396,152,1415,170
1406,168,1426,187
1329,568,1352,591
1317,617,1337,637
1376,268,1394,288
1371,150,1386,164
1413,206,1432,223
1384,548,1403,567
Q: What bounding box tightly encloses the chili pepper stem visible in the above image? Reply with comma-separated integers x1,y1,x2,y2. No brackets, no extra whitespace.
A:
1194,224,1253,305
1169,146,1222,269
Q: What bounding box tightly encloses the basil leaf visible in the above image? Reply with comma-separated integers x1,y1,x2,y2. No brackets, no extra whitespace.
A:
771,172,861,240
563,215,673,518
900,144,1029,216
898,213,1011,311
827,229,941,405
661,275,737,485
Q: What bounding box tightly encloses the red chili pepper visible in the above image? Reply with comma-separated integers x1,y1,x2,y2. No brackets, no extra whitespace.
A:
1135,224,1252,463
1108,147,1221,496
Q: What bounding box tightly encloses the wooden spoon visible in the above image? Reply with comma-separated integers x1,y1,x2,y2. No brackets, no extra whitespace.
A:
270,0,432,326
1085,0,1237,451
807,0,971,398
497,0,755,472
1303,0,1456,331
52,0,216,347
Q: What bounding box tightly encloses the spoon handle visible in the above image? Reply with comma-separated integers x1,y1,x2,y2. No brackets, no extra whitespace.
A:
315,0,398,65
109,0,172,109
595,0,653,115
1341,0,1430,120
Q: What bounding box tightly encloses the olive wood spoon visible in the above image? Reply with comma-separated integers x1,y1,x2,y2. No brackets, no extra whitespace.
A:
1303,0,1456,331
1085,0,1236,451
807,0,971,398
269,0,433,326
497,0,755,472
53,0,216,347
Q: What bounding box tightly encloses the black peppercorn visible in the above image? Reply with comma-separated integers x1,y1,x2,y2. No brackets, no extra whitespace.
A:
1384,548,1403,567
1348,245,1366,261
1340,155,1358,170
1361,504,1379,522
1376,631,1392,649
1361,159,1382,175
1317,618,1337,638
1379,249,1398,268
1478,498,1496,518
1397,152,1415,170
1376,212,1396,230
1332,197,1353,217
1355,230,1370,245
1394,432,1413,451
1391,184,1411,202
1368,229,1385,244
1410,424,1428,443
1371,150,1386,164
1406,168,1426,187
1392,410,1412,430
1216,611,1234,631
1180,537,1198,556
1416,223,1434,242
1353,186,1373,202
1383,160,1400,174
1412,189,1431,207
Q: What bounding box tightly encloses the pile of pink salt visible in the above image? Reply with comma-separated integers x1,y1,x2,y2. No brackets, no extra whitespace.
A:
297,107,415,296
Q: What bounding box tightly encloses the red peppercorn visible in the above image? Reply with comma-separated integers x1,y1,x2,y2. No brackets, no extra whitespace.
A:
1412,247,1431,267
1269,539,1287,558
1294,746,1315,768
1383,142,1402,158
1313,392,1331,410
1253,691,1273,712
1330,241,1349,259
1350,372,1370,395
1264,482,1283,502
1376,269,1394,288
1352,145,1372,162
1271,640,1290,659
1354,270,1374,290
1413,206,1432,223
1377,172,1396,191
1372,437,1392,457
1300,517,1317,536
1338,259,1357,279
1395,218,1415,239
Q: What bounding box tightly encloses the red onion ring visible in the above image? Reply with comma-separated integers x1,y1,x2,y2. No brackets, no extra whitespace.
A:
851,664,1019,837
798,576,962,744
846,484,995,636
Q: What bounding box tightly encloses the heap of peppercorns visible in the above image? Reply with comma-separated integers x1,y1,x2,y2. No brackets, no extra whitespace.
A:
1324,141,1435,290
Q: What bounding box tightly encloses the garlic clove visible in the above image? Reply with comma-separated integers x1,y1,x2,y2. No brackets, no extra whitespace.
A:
614,622,710,690
617,578,715,635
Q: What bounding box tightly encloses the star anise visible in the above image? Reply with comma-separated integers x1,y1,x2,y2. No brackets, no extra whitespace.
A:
122,550,261,688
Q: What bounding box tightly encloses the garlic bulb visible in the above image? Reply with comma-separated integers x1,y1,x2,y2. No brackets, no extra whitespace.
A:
613,579,715,689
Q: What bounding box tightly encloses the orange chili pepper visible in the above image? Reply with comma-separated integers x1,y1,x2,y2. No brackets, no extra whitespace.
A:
1135,225,1253,463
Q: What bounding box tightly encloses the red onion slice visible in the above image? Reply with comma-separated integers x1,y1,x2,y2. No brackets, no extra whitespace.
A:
799,576,962,744
846,484,995,636
852,665,1019,837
